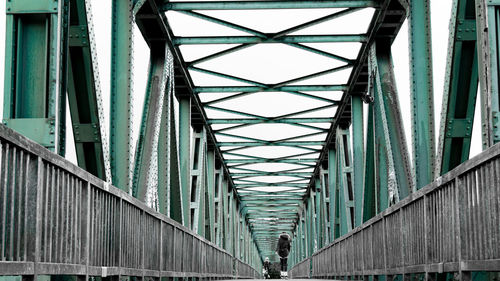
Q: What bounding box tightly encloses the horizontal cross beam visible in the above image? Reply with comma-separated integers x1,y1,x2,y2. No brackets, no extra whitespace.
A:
173,35,367,44
209,118,334,124
162,1,379,10
195,85,348,93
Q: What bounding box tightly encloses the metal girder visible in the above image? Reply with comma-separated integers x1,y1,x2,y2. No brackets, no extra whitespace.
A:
174,35,367,45
195,85,348,93
179,95,191,227
191,128,208,236
110,0,133,190
351,95,364,227
363,104,377,222
437,0,479,175
3,0,64,153
66,0,110,181
367,40,413,203
475,0,500,145
206,149,216,241
328,146,339,240
132,45,171,202
209,118,334,124
409,0,435,189
162,1,380,10
336,127,354,235
158,59,182,222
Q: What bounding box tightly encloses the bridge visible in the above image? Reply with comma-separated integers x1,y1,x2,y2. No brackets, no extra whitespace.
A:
0,0,499,281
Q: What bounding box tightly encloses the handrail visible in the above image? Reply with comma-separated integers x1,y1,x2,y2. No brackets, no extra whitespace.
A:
0,125,259,278
292,142,500,277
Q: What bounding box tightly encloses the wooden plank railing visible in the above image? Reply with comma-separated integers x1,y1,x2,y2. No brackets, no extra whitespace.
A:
292,143,500,278
0,125,258,279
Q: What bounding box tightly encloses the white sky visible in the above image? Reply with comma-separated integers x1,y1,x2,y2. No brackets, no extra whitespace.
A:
0,0,483,180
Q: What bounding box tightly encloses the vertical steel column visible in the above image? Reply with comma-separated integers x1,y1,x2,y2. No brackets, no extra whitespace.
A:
66,0,109,180
368,41,413,203
351,96,364,227
437,0,479,175
3,0,65,153
475,0,500,146
314,177,323,248
319,168,330,245
337,127,354,235
132,44,170,203
110,0,133,190
190,128,207,235
328,146,339,240
363,105,377,222
409,0,435,189
158,55,182,222
206,149,216,241
178,95,191,227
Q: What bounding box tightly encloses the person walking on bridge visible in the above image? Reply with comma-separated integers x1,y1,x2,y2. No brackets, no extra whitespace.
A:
276,232,291,279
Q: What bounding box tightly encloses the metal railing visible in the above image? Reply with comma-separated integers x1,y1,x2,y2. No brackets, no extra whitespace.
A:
289,258,310,279
292,142,500,278
0,125,258,279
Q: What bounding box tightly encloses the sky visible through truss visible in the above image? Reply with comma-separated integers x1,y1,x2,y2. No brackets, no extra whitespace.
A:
0,0,484,259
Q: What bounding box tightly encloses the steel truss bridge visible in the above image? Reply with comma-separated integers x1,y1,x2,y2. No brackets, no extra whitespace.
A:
0,0,499,281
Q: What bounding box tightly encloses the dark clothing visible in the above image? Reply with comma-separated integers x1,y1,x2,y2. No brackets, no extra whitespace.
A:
280,257,288,271
276,233,291,258
263,261,270,271
276,233,291,272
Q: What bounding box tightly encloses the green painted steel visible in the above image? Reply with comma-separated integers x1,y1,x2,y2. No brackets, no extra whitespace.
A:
208,118,334,124
158,63,182,222
179,96,191,227
66,0,109,180
3,0,63,153
206,149,216,241
437,0,479,175
336,127,353,235
195,85,348,93
351,95,364,227
328,147,339,240
476,0,500,146
409,0,436,189
132,45,170,201
363,104,377,222
368,41,413,202
110,0,133,191
174,35,367,45
162,0,379,10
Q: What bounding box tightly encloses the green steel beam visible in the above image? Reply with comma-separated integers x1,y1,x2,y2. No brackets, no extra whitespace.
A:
66,0,108,181
319,169,330,244
195,85,348,93
132,45,170,202
158,62,183,222
351,95,364,227
437,0,479,175
209,118,333,124
218,141,324,147
368,40,413,201
226,158,317,164
162,1,379,10
3,0,63,153
206,149,216,241
191,128,208,236
179,95,191,227
336,127,353,235
475,0,500,145
409,0,435,189
363,104,376,222
328,146,339,240
110,0,133,190
314,178,323,248
174,35,367,45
